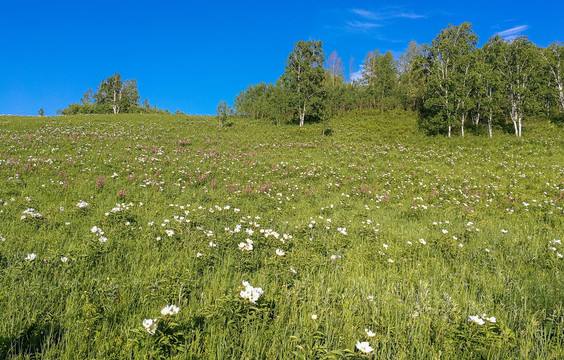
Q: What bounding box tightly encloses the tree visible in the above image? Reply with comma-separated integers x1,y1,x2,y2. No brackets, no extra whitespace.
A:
325,50,344,86
398,41,426,110
280,40,326,127
541,42,564,113
374,51,398,110
81,89,94,105
93,73,140,114
477,36,504,137
38,108,44,116
421,22,478,137
497,36,541,136
216,100,231,127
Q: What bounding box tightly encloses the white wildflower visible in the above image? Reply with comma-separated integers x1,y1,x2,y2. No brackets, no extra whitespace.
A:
356,341,374,354
238,239,253,251
76,200,89,209
239,280,263,303
142,318,158,335
25,253,37,261
468,315,485,325
160,305,180,316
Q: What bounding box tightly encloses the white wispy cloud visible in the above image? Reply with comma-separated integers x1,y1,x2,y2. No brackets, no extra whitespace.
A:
350,8,424,21
351,9,378,20
346,20,381,30
495,25,529,40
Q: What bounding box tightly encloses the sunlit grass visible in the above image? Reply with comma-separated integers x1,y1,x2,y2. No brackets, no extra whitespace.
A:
0,111,563,359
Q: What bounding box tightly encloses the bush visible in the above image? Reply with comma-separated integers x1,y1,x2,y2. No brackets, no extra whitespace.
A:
550,112,564,127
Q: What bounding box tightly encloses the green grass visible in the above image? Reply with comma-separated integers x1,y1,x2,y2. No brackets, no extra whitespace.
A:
0,111,563,359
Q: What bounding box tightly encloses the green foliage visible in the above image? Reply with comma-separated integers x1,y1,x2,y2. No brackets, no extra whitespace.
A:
216,100,231,127
550,112,564,126
62,74,168,115
281,40,327,126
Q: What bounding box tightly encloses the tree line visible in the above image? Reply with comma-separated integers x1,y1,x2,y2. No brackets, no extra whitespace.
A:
60,73,177,115
231,22,564,136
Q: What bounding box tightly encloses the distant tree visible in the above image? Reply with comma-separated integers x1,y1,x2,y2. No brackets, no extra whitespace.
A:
81,89,94,105
360,50,380,108
216,100,231,127
266,81,293,125
397,41,426,110
280,40,326,126
56,109,63,116
142,98,151,110
374,51,398,110
325,50,344,86
93,73,139,114
38,108,44,116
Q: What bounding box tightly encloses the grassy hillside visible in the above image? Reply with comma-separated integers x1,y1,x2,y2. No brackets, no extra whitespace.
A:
0,111,563,359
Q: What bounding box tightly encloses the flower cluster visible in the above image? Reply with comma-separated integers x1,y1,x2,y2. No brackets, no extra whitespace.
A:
468,314,497,325
160,304,180,316
21,208,43,220
240,280,263,303
142,305,180,335
142,318,158,335
238,239,253,251
91,226,107,243
549,239,563,259
76,200,89,209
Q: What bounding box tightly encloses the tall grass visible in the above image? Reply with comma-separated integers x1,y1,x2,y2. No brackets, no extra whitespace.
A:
0,111,562,359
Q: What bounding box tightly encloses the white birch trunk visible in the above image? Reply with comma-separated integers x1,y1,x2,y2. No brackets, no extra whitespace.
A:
488,110,493,138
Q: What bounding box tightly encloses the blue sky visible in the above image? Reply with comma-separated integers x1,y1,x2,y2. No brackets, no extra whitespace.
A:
1,0,562,116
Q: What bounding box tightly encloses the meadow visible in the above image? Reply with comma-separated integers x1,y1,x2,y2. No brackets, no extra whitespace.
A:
0,111,563,359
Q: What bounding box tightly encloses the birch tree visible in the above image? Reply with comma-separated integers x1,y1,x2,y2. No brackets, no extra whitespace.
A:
497,37,540,137
479,37,504,137
94,73,139,114
281,40,326,127
325,50,344,86
541,42,564,112
422,22,478,137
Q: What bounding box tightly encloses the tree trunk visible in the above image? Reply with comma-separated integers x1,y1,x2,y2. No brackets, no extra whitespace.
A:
299,101,306,127
488,109,493,138
512,114,518,136
448,124,451,138
461,114,465,137
518,115,522,137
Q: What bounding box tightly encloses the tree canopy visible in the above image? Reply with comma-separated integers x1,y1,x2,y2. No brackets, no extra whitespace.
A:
62,73,167,115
